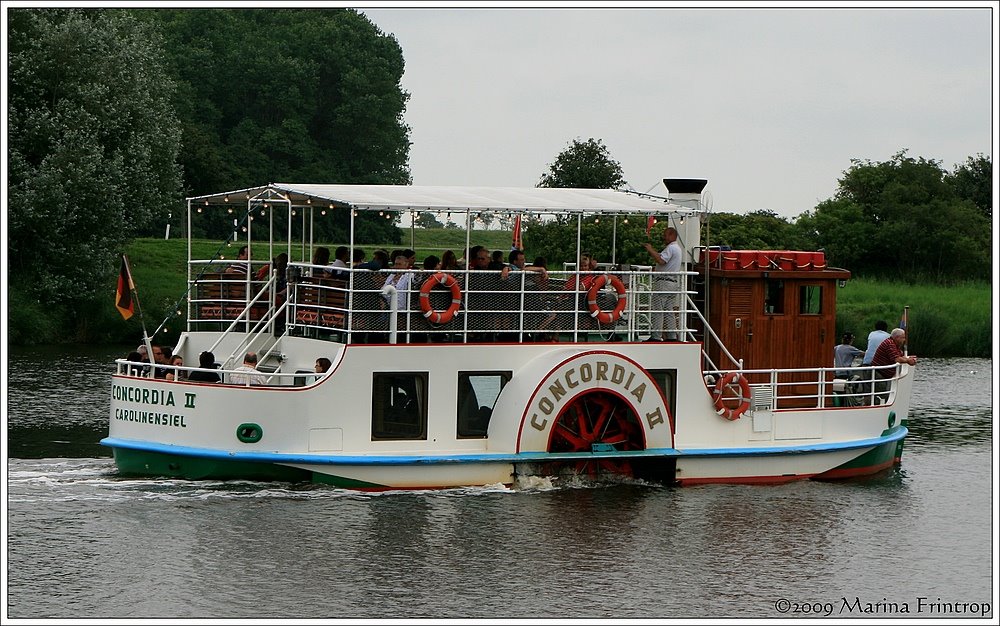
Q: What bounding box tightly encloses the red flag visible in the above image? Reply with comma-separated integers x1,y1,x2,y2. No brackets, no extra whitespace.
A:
511,214,523,251
115,254,135,320
645,215,656,237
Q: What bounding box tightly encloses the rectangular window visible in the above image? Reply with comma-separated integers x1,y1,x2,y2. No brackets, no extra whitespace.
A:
457,371,510,438
647,369,677,433
799,285,822,315
764,279,785,315
372,372,428,440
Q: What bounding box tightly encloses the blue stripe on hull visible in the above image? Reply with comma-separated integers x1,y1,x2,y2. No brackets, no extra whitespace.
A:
101,427,906,466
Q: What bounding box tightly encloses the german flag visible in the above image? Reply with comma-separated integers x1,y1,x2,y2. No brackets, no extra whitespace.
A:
115,254,135,320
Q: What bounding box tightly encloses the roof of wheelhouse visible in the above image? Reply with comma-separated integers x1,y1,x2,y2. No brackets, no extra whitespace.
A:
186,183,701,215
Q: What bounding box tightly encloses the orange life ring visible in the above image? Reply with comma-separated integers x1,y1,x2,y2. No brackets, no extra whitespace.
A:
713,372,751,421
419,272,462,324
586,275,627,324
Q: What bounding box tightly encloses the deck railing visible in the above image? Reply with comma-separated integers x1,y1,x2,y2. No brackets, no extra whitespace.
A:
258,263,698,344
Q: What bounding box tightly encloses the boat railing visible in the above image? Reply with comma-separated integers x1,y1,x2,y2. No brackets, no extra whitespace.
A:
275,264,697,344
113,358,327,387
706,363,906,411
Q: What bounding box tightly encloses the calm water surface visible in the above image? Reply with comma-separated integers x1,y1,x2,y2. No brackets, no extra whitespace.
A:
5,346,995,620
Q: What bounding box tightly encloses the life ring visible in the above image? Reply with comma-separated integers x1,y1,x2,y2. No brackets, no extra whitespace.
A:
713,372,751,421
419,272,462,324
587,275,628,324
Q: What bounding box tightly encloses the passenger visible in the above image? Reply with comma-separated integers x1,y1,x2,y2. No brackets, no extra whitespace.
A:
440,250,459,271
863,320,890,366
563,252,599,291
422,254,441,273
357,249,389,271
870,329,917,404
187,351,222,383
151,344,169,379
311,246,331,277
402,248,417,269
255,253,289,298
508,250,548,277
227,245,250,274
352,248,367,267
315,357,332,374
834,332,865,379
125,351,145,376
328,246,350,279
382,253,412,310
488,250,506,270
166,355,186,381
644,226,682,342
230,352,267,386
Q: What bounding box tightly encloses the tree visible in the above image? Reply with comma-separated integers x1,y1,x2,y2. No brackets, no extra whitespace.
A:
8,9,183,306
704,210,811,251
142,8,412,243
538,138,627,189
801,150,990,282
414,212,445,229
945,153,992,220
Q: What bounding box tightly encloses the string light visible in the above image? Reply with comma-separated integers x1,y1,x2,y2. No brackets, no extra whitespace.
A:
321,210,326,216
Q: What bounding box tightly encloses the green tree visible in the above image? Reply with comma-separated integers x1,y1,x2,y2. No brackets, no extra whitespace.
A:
537,138,627,189
143,8,411,243
8,9,182,306
807,150,991,282
944,153,992,220
703,210,811,251
414,212,445,229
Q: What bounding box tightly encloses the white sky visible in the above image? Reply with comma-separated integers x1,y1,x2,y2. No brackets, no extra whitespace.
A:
362,3,997,219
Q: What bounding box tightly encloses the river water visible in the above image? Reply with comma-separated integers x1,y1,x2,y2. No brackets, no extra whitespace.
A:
5,346,996,620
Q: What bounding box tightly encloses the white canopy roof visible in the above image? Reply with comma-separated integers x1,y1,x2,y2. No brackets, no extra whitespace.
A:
187,183,700,215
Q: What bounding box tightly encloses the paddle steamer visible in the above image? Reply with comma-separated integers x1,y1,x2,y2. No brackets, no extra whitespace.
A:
102,180,912,489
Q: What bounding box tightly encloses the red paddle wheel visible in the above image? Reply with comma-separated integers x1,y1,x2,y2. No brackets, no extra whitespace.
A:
546,391,646,479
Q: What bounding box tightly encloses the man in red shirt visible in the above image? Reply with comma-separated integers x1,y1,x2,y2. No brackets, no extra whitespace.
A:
870,328,917,403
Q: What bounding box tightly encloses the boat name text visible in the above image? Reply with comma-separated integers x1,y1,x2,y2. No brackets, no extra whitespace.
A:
529,357,666,432
112,384,197,409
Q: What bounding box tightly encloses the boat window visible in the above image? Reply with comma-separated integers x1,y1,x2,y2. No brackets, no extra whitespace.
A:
372,372,428,440
647,369,677,432
799,285,822,315
457,371,511,438
764,279,785,315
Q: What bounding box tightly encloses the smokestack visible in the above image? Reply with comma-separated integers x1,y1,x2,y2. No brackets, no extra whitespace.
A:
663,178,708,210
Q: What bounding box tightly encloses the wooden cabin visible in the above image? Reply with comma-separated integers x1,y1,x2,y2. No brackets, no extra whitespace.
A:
694,249,851,381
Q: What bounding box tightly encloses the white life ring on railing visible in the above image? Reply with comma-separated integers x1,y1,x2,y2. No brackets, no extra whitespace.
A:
713,372,751,421
587,275,627,324
419,272,462,324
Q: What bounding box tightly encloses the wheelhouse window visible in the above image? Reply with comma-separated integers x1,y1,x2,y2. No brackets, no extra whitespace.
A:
764,279,785,315
799,285,822,315
372,372,428,440
457,371,510,438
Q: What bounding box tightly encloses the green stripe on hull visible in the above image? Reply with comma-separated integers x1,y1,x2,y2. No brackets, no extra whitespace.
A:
113,447,312,482
814,425,905,480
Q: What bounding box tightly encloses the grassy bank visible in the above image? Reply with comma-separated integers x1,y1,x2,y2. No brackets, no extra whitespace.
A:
8,236,993,357
834,277,992,358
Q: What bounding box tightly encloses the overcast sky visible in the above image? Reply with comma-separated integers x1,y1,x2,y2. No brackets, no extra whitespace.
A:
361,5,995,219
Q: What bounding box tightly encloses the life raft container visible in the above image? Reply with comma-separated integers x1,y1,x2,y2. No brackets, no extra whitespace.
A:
713,372,751,421
419,272,462,324
587,275,627,324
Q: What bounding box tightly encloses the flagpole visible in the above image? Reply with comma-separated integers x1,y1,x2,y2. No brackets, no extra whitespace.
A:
902,305,910,355
123,254,157,378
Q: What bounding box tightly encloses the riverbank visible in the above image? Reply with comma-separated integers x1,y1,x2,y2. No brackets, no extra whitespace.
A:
7,237,992,357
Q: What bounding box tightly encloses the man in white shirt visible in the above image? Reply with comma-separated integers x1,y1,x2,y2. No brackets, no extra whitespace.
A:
643,227,682,341
230,352,266,386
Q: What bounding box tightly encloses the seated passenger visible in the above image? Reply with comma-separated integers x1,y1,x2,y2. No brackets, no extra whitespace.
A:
166,355,186,381
227,245,250,274
315,357,332,374
187,351,222,383
230,351,267,386
563,252,599,291
310,246,331,277
328,246,350,279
